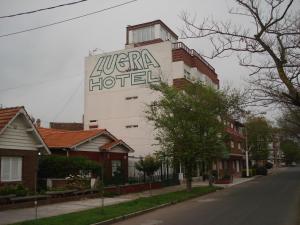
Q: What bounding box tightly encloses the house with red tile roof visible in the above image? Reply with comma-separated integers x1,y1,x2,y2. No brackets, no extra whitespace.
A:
38,127,134,181
0,107,49,190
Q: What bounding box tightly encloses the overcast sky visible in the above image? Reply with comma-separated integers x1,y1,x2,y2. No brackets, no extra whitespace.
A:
0,0,299,126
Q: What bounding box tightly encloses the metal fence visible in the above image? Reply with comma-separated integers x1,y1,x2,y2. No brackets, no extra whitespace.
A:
128,156,177,184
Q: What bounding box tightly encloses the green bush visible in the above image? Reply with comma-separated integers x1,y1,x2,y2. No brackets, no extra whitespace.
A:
161,178,180,187
0,184,28,196
103,190,120,197
39,156,102,179
127,177,140,184
222,174,232,180
66,175,90,190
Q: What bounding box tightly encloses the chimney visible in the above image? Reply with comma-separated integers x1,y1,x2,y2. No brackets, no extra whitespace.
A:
36,118,41,128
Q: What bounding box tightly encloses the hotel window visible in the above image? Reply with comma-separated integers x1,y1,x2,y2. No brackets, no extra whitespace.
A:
219,161,223,170
238,143,241,150
125,96,138,100
1,157,22,182
160,27,174,41
236,161,240,172
126,125,139,128
112,160,121,176
230,141,234,148
184,69,191,80
133,26,154,43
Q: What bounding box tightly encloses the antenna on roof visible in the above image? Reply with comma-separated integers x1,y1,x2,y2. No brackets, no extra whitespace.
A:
36,119,41,128
88,48,105,56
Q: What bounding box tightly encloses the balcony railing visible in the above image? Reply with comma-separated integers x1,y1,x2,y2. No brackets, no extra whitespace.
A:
172,42,215,72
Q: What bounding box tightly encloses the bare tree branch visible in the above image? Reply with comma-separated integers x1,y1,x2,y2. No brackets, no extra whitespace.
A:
180,0,300,108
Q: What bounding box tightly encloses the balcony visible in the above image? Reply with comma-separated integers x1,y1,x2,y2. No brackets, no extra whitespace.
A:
172,42,219,86
172,42,215,72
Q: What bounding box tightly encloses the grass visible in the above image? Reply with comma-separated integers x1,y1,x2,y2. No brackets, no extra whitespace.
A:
13,186,221,225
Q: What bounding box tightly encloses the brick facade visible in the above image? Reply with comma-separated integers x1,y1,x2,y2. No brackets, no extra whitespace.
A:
173,78,192,89
0,149,38,191
172,48,219,86
49,122,83,131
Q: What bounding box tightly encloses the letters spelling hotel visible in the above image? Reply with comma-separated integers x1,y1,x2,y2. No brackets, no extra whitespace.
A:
84,20,220,157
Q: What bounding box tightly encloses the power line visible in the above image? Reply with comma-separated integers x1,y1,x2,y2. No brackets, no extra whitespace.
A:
52,78,83,121
0,0,138,38
0,75,81,92
0,0,89,19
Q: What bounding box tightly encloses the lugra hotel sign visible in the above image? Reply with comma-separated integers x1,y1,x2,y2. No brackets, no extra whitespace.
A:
89,49,161,91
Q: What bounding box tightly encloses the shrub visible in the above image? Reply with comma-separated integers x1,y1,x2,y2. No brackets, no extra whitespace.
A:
211,170,218,179
135,155,160,180
0,184,28,196
161,177,180,187
127,177,140,184
256,166,268,176
39,156,102,179
66,175,90,190
222,174,232,180
103,190,119,197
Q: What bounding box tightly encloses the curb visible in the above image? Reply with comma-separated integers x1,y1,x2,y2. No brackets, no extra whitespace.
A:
90,202,173,225
90,189,220,225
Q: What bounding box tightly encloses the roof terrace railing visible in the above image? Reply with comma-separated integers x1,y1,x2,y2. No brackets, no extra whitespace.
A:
172,42,215,72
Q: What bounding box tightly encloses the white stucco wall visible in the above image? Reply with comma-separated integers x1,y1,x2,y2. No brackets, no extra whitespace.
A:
84,40,217,157
84,42,173,156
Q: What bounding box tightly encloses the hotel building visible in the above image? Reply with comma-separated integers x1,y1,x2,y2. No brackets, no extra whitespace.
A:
84,20,219,158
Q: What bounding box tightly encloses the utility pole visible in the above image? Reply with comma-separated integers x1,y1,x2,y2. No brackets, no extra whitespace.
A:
245,128,249,177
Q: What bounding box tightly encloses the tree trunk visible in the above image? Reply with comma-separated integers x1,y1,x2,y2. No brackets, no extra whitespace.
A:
208,170,214,187
186,177,192,192
149,178,152,196
185,166,193,192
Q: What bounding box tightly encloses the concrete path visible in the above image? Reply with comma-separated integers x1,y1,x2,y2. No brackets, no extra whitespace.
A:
0,172,268,225
0,197,130,225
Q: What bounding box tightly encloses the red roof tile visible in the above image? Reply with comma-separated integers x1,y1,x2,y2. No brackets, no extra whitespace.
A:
0,107,23,132
38,127,105,148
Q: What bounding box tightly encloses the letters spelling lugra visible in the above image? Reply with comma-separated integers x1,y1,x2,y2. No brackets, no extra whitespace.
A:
89,49,161,91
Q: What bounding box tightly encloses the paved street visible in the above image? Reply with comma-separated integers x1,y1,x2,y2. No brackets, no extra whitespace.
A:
113,168,300,225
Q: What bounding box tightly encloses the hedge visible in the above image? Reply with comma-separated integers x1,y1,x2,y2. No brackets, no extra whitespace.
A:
38,155,102,179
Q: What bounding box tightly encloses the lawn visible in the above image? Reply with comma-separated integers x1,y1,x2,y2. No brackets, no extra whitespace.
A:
13,186,221,225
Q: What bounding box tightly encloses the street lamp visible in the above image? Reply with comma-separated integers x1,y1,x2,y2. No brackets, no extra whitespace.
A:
243,111,266,177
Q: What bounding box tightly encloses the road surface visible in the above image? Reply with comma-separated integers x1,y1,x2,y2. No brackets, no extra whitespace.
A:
113,167,300,225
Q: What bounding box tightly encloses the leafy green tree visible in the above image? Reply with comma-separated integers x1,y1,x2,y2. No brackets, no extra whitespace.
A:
146,82,237,191
245,117,272,162
280,140,300,164
135,155,160,182
135,155,160,195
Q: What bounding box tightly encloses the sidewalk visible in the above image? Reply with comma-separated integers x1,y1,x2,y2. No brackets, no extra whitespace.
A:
0,177,256,225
